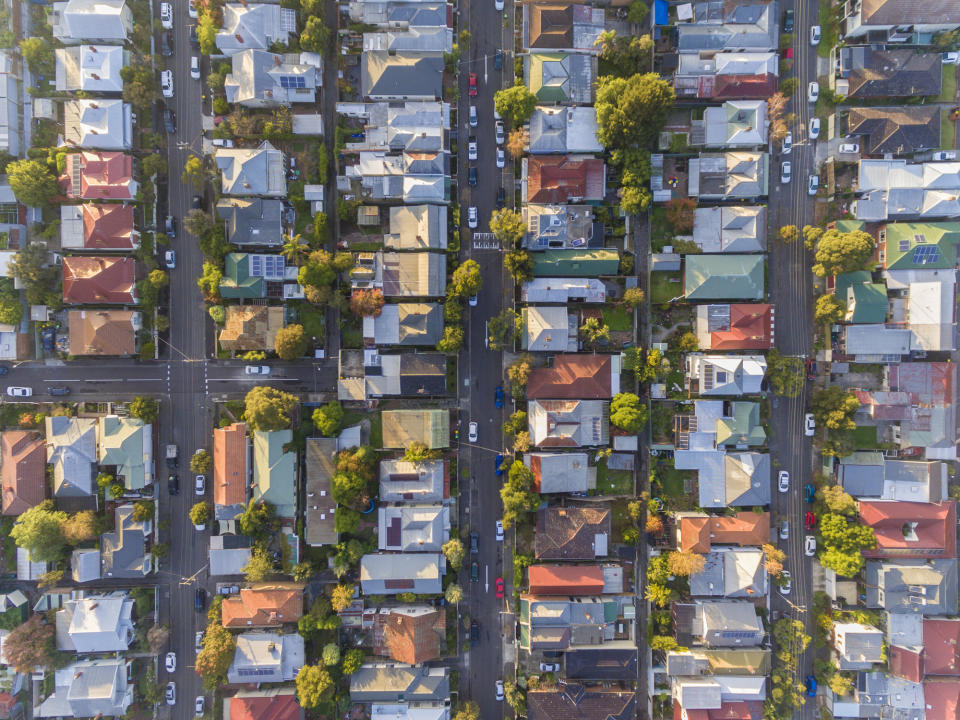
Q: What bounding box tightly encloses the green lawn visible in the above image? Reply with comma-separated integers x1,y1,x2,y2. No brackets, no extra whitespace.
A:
340,409,383,448
602,306,633,332
817,0,838,58
939,64,958,103
299,307,325,344
650,272,683,304
852,425,879,449
659,466,687,498
595,466,632,496
942,108,956,150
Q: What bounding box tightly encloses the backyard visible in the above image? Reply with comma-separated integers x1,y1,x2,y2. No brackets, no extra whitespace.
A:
602,306,633,332
939,64,958,103
595,463,633,496
650,272,683,305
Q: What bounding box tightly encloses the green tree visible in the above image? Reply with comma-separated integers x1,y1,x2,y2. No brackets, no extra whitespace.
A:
493,83,537,127
243,547,275,582
506,355,533,395
503,249,534,283
449,259,482,298
184,209,215,238
766,349,805,398
779,225,800,243
0,293,21,326
181,156,205,190
6,159,59,207
818,513,876,577
596,73,675,150
668,550,706,576
503,681,526,716
812,386,860,431
453,701,481,720
619,177,652,214
813,228,876,277
120,63,157,111
209,305,226,324
580,317,611,346
280,233,309,265
349,288,385,317
312,401,344,437
500,461,540,528
190,450,212,475
622,287,645,307
19,37,54,76
627,0,649,23
10,501,67,562
487,308,523,350
489,209,526,248
445,582,463,604
442,538,466,571
645,583,675,608
148,269,169,288
189,502,211,527
403,442,441,464
815,294,846,325
197,261,222,302
331,469,368,507
244,386,298,431
61,510,99,544
298,249,337,288
609,392,648,433
300,15,330,52
238,500,278,541
197,13,218,55
142,154,167,179
274,324,308,360
131,500,154,522
819,485,856,516
321,643,340,667
296,664,333,708
330,584,356,612
196,623,236,689
829,674,854,697
342,648,364,675
128,396,159,424
437,324,464,354
594,31,653,77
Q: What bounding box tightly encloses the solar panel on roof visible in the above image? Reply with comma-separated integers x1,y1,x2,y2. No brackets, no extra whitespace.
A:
279,75,306,89
912,245,940,265
898,239,910,251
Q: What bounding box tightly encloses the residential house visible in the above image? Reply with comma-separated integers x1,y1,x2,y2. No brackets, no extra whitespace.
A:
99,415,152,490
347,0,449,28
521,277,607,303
889,617,960,681
694,304,774,350
371,606,445,664
363,26,453,53
838,48,942,99
525,52,596,104
689,152,768,200
685,354,767,396
0,431,46,516
360,52,444,101
838,455,947,502
351,251,446,297
672,52,778,101
565,649,638,681
526,354,620,399
856,160,960,221
359,554,444,595
880,222,959,280
842,0,960,41
348,149,448,204
337,350,447,401
833,271,888,324
528,399,610,447
700,101,768,149
224,50,319,107
34,659,133,718
518,595,633,651
304,437,337,547
527,106,602,155
100,503,149,578
366,302,443,346
528,685,634,720
55,593,134,653
521,3,605,51
676,512,770,553
521,306,577,352
55,45,127,94
216,142,286,197
226,689,301,720
531,249,619,277
337,101,450,154
859,500,957,559
528,565,606,595
67,310,143,357
252,430,296,520
210,534,252,576
523,155,605,203
846,107,940,157
62,99,132,150
842,324,912,361
689,206,766,253
46,416,97,504
217,198,284,247
381,409,449,449
675,401,767,451
377,504,449,552
62,256,136,305
535,505,610,560
219,253,286,299
61,204,138,251
684,255,765,301
350,664,449,703
676,449,770,509
218,305,285,353
676,2,777,53
833,622,884,671
72,549,101,583
50,0,133,44
226,632,304,684
866,559,958,614
689,548,767,598
0,52,20,158
671,676,767,715
685,600,765,647
379,459,446,503
665,647,771,679
213,422,248,523
61,152,137,205
524,204,603,250
222,584,303,629
215,4,298,55
385,204,448,250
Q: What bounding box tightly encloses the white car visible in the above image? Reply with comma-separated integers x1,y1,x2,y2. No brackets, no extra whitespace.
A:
810,25,821,45
469,105,478,127
809,117,821,139
495,121,505,145
496,148,505,168
778,470,789,493
165,250,176,269
195,631,204,655
943,51,959,64
165,652,176,673
495,0,503,9
780,520,789,540
244,365,270,375
805,535,817,556
468,421,478,443
195,697,205,717
468,294,478,307
781,161,791,184
161,69,174,98
160,1,173,29
808,174,819,196
496,520,504,541
6,387,31,397
495,680,505,701
195,474,205,496
780,570,792,595
188,0,198,18
933,151,958,161
805,413,816,436
467,138,478,161
782,132,792,155
191,56,200,80
539,662,560,672
838,143,859,154
808,81,819,103
467,206,478,229
165,682,176,706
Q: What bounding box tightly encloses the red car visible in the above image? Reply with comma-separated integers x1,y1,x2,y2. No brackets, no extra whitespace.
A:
805,511,817,531
495,577,504,598
468,73,478,97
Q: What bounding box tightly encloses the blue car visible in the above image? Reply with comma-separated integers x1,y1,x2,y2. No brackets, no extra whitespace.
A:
805,675,817,697
804,483,816,503
495,385,504,408
495,454,505,476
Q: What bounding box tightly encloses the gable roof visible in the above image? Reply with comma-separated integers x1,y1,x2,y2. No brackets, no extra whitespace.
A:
228,688,301,720
528,685,635,720
847,106,940,156
531,249,620,277
386,204,448,250
883,222,959,271
526,354,618,399
695,304,774,351
525,52,596,104
372,606,445,664
60,151,136,200
55,594,134,653
214,422,248,509
221,584,303,628
100,504,148,578
526,452,592,493
380,252,446,297
304,437,338,546
62,99,132,150
379,458,446,502
219,305,285,352
685,255,765,301
528,565,605,595
61,204,137,251
68,309,138,356
46,416,97,500
677,512,771,553
361,51,444,100
845,282,889,323
565,649,638,681
350,663,449,702
224,49,318,106
217,198,284,246
216,142,286,197
522,306,577,352
0,431,46,516
216,4,297,55
62,256,136,304
98,415,151,490
50,0,132,43
692,206,766,253
359,554,444,595
535,506,610,560
526,155,605,203
377,504,449,551
859,500,957,559
369,302,443,346
529,399,610,447
252,430,296,519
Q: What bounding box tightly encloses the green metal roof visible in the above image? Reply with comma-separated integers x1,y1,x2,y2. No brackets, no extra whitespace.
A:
532,249,620,277
220,253,265,299
715,402,766,447
252,429,296,519
835,219,866,234
98,416,150,490
684,255,765,300
833,270,872,307
884,222,959,271
526,52,570,103
845,282,888,324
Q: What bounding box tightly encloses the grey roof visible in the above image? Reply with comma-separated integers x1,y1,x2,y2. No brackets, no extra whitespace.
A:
305,437,338,547
224,50,318,107
361,52,444,100
524,205,603,250
844,324,911,358
209,534,252,576
226,632,304,684
47,416,97,499
386,205,448,250
677,1,777,52
217,198,284,246
100,504,148,579
677,449,770,509
376,504,449,552
527,106,602,155
696,600,764,647
379,459,445,502
691,206,766,253
689,548,766,598
216,141,286,197
525,452,592,493
839,451,886,497
71,549,101,583
348,2,449,27
381,252,446,297
360,553,444,595
847,106,940,156
564,648,638,680
50,0,132,44
840,454,946,501
866,559,959,615
216,4,297,55
370,303,443,346
350,663,450,703
35,659,132,719
63,99,132,150
363,27,452,53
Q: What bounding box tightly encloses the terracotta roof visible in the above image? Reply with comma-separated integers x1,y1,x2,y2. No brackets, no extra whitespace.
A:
922,679,960,720
710,74,777,100
228,690,301,720
925,619,960,676
678,512,770,553
214,422,248,507
527,3,573,48
859,500,957,559
527,354,613,399
68,309,137,356
890,644,923,683
61,152,135,200
535,506,610,560
62,256,136,304
708,304,774,351
82,204,136,250
221,584,303,628
218,305,285,352
528,685,634,720
0,431,46,516
372,607,446,664
528,565,605,595
527,155,605,204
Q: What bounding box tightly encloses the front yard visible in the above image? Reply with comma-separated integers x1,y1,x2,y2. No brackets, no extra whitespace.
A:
939,64,958,103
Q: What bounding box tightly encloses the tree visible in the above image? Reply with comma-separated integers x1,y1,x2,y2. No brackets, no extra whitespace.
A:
132,500,154,522
238,500,277,541
503,410,528,436
11,501,67,562
507,354,533,394
147,269,169,289
646,515,665,536
403,442,442,464
829,674,854,696
189,502,211,527
500,461,540,528
321,643,340,667
506,128,527,158
184,209,215,238
779,225,799,243
437,325,464,354
60,510,99,545
331,466,368,505
767,92,793,142
4,615,55,673
20,37,54,76
128,396,159,424
181,156,205,190
622,287,645,307
513,431,531,453
594,30,653,77
504,249,534,283
147,624,171,655
812,386,860,431
279,234,309,265
580,317,611,346
449,259,483,298
243,548,275,582
820,484,856,515
610,392,648,433
596,73,675,151
190,450,212,475
503,681,526,716
619,179,651,215
762,543,786,576
454,701,481,720
244,386,298,431
196,623,236,689
645,583,675,608
296,664,333,708
627,0,649,23
274,324,308,360
815,294,846,325
330,584,355,612
7,159,59,207
813,228,876,277
341,648,364,675
668,550,706,576
489,209,526,248
493,83,537,127
312,401,344,437
445,582,463,604
197,261,222,302
349,289,385,317
766,349,805,398
819,513,876,576
300,15,330,52
442,538,466,571
197,12,218,54
487,308,522,351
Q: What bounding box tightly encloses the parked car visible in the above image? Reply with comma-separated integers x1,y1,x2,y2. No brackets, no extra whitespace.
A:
807,174,819,196
806,675,817,697
6,387,30,397
468,167,478,186
470,561,479,582
943,51,959,64
496,520,504,542
779,519,789,540
165,682,176,706
496,681,505,701
163,108,176,135
494,49,503,69
495,0,503,10
809,25,821,45
467,206,478,229
496,186,506,208
468,73,478,97
168,475,179,495
495,453,505,475
783,8,794,31
191,195,202,209
470,533,479,554
188,0,198,18
195,631,203,654
838,143,859,154
805,511,817,530
778,470,789,493
165,250,176,269
781,161,791,184
495,577,504,598
494,385,504,408
48,387,70,396
469,105,478,127
808,117,821,139
467,137,478,161
468,294,478,306
804,483,816,503
804,413,816,435
165,215,176,238
0,366,8,376
245,365,270,375
470,620,480,641
195,474,205,495
495,121,504,145
780,569,792,595
165,653,176,673
189,24,199,47
808,81,819,103
782,131,792,154
190,56,200,80
468,421,478,443
160,30,173,56
160,1,173,29
933,151,958,160
160,69,174,98
195,697,205,717
805,535,817,556
194,588,206,612
496,148,505,168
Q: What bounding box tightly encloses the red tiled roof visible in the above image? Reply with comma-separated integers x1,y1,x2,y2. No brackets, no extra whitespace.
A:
82,204,136,250
923,679,960,720
62,256,136,304
214,422,247,507
859,500,957,559
890,644,923,683
1,431,47,516
68,309,137,356
708,304,774,351
527,155,605,204
372,607,445,664
229,691,301,720
535,506,611,560
925,619,960,676
678,512,770,553
708,74,778,100
221,585,303,628
61,152,135,200
527,354,613,399
528,565,605,595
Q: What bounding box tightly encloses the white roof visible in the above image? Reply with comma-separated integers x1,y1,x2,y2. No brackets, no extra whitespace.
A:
857,159,960,220
907,277,956,351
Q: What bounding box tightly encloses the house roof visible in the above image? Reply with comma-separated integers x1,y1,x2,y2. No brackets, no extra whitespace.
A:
527,354,617,399
228,688,301,720
525,52,596,104
564,649,638,681
226,632,304,685
924,618,960,676
252,430,296,519
692,206,767,254
216,141,286,197
686,354,767,396
922,680,960,720
522,306,576,352
65,204,137,251
525,3,573,47
524,204,602,250
210,534,252,576
845,282,889,323
703,101,768,148
36,658,131,719
100,503,147,578
689,548,766,598
695,304,774,351
370,303,443,346
68,309,138,356
883,222,959,270
535,506,610,560
350,663,449,703
62,98,131,150
386,205,448,250
359,554,444,595
46,416,97,500
51,0,132,43
215,4,297,55
847,106,940,156
224,49,318,106
62,256,135,304
376,504,448,552
221,584,303,628
866,558,958,614
860,0,960,24
684,255,765,301
372,606,445,664
0,431,46,516
219,305,285,352
98,415,151,490
860,500,957,559
677,512,770,553
361,51,444,100
381,409,449,449
304,437,338,546
531,249,620,277
528,685,635,720
676,1,776,52
526,452,591,493
379,458,446,502
857,161,960,222
60,151,135,200
214,422,248,509
529,399,610,448
527,106,602,155
380,252,446,297
216,198,284,246
526,155,605,204
528,565,605,595
690,152,767,200
55,594,133,654
842,48,942,98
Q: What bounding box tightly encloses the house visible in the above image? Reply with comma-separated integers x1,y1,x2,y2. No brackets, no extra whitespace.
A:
371,606,445,664
859,500,957,559
72,549,101,583
679,450,770,509
352,251,446,297
217,198,284,247
690,206,766,253
216,142,286,197
214,422,248,522
689,600,764,647
55,593,134,653
694,304,774,350
522,277,606,303
527,354,620,399
672,52,778,101
524,204,603,250
531,249,620,277
210,534,252,576
834,272,888,324
224,50,319,107
689,548,767,598
833,622,884,670
61,204,138,251
846,107,940,156
63,99,132,150
0,52,20,158
337,101,450,153
521,306,577,352
521,3,605,51
865,559,958,614
841,0,960,41
842,324,911,361
226,632,304,684
685,354,767,396
839,455,947,502
527,106,602,155
526,452,593,493
50,0,133,44
34,659,133,718
676,2,777,53
665,648,771,678
529,399,609,447
347,149,449,204
855,160,960,221
55,45,127,94
219,253,286,299
676,512,770,553
524,155,605,203
350,664,449,703
518,595,631,651
381,409,449,449
100,504,149,578
902,276,957,352
67,309,140,356
527,565,605,595
363,26,452,53
347,0,449,28
0,431,46,516
881,222,959,277
252,430,296,520
215,4,298,56
385,204,448,250
377,504,449,551
565,649,638,681
62,256,136,305
684,255,765,301
226,688,302,720
671,676,767,712
218,305,285,353
360,52,444,101
360,554,444,595
525,52,596,104
338,350,447,401
535,505,610,560
99,415,152,490
890,617,960,681
46,417,97,503
675,401,766,451
305,437,337,547
921,679,960,720
825,672,924,720
838,48,942,99
689,153,768,200
379,459,446,503
528,685,634,720
701,101,768,148
366,302,443,346
222,584,303,629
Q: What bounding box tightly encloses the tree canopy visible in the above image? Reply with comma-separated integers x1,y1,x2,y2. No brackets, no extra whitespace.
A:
813,228,876,277
610,392,648,433
500,461,540,528
4,615,55,673
493,84,537,127
489,209,526,248
7,159,59,207
243,386,299,431
274,324,308,360
296,664,333,708
818,513,876,577
10,501,67,562
449,259,482,298
596,73,675,151
312,401,344,437
196,622,236,689
766,349,805,398
815,294,846,325
811,386,860,431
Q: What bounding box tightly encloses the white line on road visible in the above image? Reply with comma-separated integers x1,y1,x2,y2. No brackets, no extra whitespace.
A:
42,378,164,382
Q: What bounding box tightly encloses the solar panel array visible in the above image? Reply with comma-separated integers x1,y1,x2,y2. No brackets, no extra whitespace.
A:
250,255,286,280
912,245,940,265
279,75,306,89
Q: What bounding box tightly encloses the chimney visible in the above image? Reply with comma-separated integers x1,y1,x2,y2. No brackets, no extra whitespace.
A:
235,33,244,43
88,46,97,52
90,103,98,109
91,73,100,80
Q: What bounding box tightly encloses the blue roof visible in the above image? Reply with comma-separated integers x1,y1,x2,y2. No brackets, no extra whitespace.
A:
654,0,668,25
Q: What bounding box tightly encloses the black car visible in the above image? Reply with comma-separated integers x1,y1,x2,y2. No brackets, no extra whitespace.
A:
163,108,176,134
494,49,503,70
195,588,206,611
192,195,202,209
168,474,179,495
165,215,176,239
189,24,199,48
48,387,70,396
468,167,477,186
470,620,479,642
783,8,794,32
496,186,505,208
160,30,173,56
